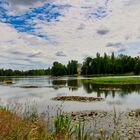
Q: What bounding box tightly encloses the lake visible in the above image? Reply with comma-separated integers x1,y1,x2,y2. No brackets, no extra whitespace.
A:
0,76,140,114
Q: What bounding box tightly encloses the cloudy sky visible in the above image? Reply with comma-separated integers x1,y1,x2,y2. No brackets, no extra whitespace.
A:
0,0,140,69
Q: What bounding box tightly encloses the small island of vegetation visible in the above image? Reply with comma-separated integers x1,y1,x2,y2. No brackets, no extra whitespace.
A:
87,77,140,85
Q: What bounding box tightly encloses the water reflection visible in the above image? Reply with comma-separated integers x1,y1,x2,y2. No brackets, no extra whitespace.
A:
1,76,140,112
67,80,80,91
52,80,67,86
83,83,140,98
51,79,81,91
1,76,140,99
51,79,140,98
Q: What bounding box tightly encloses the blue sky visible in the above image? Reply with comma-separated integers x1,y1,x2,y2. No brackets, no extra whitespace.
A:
0,0,140,69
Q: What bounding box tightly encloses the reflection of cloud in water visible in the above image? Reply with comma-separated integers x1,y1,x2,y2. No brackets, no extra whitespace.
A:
8,96,41,104
57,93,67,97
12,93,42,100
1,77,140,113
3,97,62,115
106,100,123,105
28,93,43,98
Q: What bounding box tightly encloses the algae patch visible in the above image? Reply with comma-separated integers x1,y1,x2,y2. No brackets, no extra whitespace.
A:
52,96,103,102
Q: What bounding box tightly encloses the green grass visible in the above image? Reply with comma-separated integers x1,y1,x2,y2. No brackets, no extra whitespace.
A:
88,77,140,85
82,72,135,77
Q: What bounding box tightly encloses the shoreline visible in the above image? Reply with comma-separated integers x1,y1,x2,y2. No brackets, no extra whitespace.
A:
0,106,140,139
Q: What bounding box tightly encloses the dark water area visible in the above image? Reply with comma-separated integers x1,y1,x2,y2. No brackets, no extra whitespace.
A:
0,76,140,113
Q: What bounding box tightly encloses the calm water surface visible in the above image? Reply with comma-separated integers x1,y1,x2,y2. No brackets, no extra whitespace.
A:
0,76,140,113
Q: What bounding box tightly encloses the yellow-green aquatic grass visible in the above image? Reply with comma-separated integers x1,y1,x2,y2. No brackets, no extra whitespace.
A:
89,77,140,85
3,80,13,84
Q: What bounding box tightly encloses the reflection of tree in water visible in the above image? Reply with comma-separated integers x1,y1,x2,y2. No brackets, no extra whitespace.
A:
67,79,80,91
0,77,13,82
97,91,101,97
82,81,140,98
82,82,94,94
51,79,82,91
51,80,67,90
52,80,66,86
104,91,108,98
68,87,78,91
120,84,140,94
112,90,115,98
67,80,78,87
51,79,140,97
47,79,52,85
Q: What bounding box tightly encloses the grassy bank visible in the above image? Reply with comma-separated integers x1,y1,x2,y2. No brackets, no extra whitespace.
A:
0,107,121,140
82,72,135,77
88,77,140,85
0,107,48,140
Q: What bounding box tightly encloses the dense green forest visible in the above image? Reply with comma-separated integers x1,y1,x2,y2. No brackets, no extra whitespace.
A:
81,52,140,75
0,53,140,76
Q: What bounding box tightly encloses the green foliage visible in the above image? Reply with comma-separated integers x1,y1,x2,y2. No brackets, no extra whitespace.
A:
0,68,51,76
134,60,140,75
81,52,139,75
67,60,78,75
74,121,89,140
88,77,140,85
53,113,74,139
51,61,67,76
1,52,140,76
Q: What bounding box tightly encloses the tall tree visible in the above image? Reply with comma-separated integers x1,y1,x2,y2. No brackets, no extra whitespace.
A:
51,62,67,76
67,60,78,75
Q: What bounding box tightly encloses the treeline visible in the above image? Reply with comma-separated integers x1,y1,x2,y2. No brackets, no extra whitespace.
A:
51,61,78,76
0,69,51,76
0,60,78,76
81,52,140,75
1,53,140,76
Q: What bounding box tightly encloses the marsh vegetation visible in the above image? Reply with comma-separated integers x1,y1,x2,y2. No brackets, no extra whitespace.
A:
1,106,140,140
1,76,140,139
